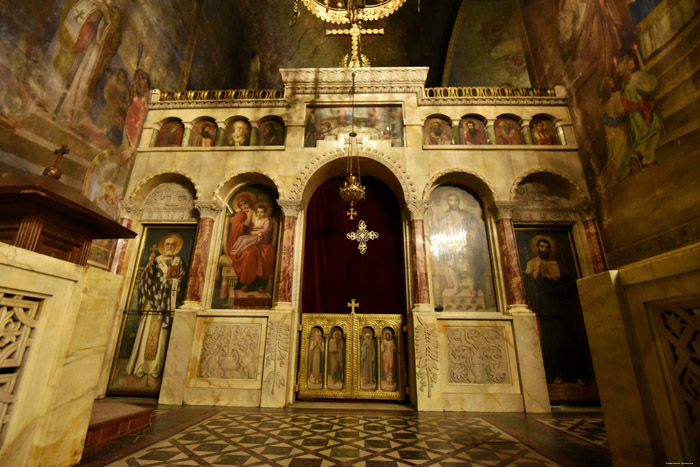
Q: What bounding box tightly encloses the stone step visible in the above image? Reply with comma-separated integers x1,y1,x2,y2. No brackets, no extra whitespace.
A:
83,401,153,451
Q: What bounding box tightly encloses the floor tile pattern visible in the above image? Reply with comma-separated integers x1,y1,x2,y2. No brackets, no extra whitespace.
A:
110,411,560,466
535,418,608,448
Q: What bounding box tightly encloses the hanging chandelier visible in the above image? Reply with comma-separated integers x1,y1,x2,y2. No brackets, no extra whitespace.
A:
339,71,365,215
289,0,416,68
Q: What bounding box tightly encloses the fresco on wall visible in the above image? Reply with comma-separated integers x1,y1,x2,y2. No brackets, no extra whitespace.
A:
212,185,280,310
494,117,524,145
428,185,496,311
445,0,532,87
190,119,217,147
304,105,404,148
424,117,452,145
109,225,196,395
459,117,489,145
530,118,559,145
224,119,251,146
520,0,697,267
259,119,285,146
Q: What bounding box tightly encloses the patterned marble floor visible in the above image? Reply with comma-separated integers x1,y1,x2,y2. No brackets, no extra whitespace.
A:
80,401,611,467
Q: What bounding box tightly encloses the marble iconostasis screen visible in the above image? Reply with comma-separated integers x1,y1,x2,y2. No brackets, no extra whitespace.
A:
213,185,280,310
428,186,496,311
108,225,197,395
303,105,404,147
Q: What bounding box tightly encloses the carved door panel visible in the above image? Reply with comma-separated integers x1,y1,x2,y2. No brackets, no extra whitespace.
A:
297,312,405,400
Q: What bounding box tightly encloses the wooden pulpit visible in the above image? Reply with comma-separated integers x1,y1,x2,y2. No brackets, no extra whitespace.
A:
0,171,135,266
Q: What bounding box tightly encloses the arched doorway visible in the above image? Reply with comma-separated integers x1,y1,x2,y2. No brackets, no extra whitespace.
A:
298,175,407,400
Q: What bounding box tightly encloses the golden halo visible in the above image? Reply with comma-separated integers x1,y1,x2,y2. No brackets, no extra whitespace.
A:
530,235,557,257
384,330,393,339
157,232,184,255
232,191,258,212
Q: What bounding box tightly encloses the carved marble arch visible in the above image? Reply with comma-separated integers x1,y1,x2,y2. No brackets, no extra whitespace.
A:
423,169,497,214
139,181,198,223
291,147,416,208
213,170,284,206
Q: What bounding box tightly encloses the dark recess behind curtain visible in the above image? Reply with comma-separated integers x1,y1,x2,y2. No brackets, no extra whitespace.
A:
302,176,406,315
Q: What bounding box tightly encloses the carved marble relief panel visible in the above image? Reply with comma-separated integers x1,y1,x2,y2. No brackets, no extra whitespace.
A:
444,326,510,384
438,320,520,393
0,291,43,446
140,182,197,222
187,317,267,389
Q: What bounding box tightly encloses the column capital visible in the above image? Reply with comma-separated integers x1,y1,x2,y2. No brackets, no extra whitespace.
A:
407,200,430,219
277,199,302,217
183,121,194,130
119,198,141,220
485,118,497,126
215,120,227,128
152,121,163,131
493,201,517,220
194,200,224,220
520,118,532,127
576,199,597,220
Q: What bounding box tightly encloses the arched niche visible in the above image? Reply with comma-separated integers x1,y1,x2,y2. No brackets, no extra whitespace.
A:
494,114,525,145
425,176,498,312
258,116,285,146
424,114,453,145
458,114,489,145
530,114,560,146
223,116,251,147
154,118,184,147
189,117,217,147
294,148,414,209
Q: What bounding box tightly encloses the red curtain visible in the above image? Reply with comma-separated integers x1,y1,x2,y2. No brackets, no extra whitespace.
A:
302,176,406,315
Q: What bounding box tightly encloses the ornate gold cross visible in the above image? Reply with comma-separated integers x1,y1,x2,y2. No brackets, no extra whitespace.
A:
346,220,378,254
326,20,383,67
347,298,360,313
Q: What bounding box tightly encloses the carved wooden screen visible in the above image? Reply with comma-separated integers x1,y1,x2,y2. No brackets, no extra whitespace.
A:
297,312,405,400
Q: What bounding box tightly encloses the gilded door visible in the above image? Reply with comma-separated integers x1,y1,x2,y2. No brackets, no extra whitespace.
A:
297,311,405,400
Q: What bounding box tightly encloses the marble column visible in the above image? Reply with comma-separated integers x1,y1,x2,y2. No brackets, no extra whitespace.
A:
579,202,607,274
185,200,223,302
215,120,226,146
250,121,259,146
275,201,301,305
485,118,496,145
554,120,567,145
494,202,550,413
408,201,431,311
494,203,527,305
149,122,162,147
109,199,140,275
181,121,193,147
452,119,461,144
520,119,533,145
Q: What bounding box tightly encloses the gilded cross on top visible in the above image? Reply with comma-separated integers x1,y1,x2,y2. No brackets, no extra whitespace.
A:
346,220,378,254
347,299,360,313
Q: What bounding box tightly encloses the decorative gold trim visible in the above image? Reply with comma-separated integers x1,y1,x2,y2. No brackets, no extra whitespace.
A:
297,312,405,400
300,0,407,24
157,89,284,102
424,87,555,98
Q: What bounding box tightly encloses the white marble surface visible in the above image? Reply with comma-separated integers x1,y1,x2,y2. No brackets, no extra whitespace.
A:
0,243,122,467
508,306,550,413
159,308,199,405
